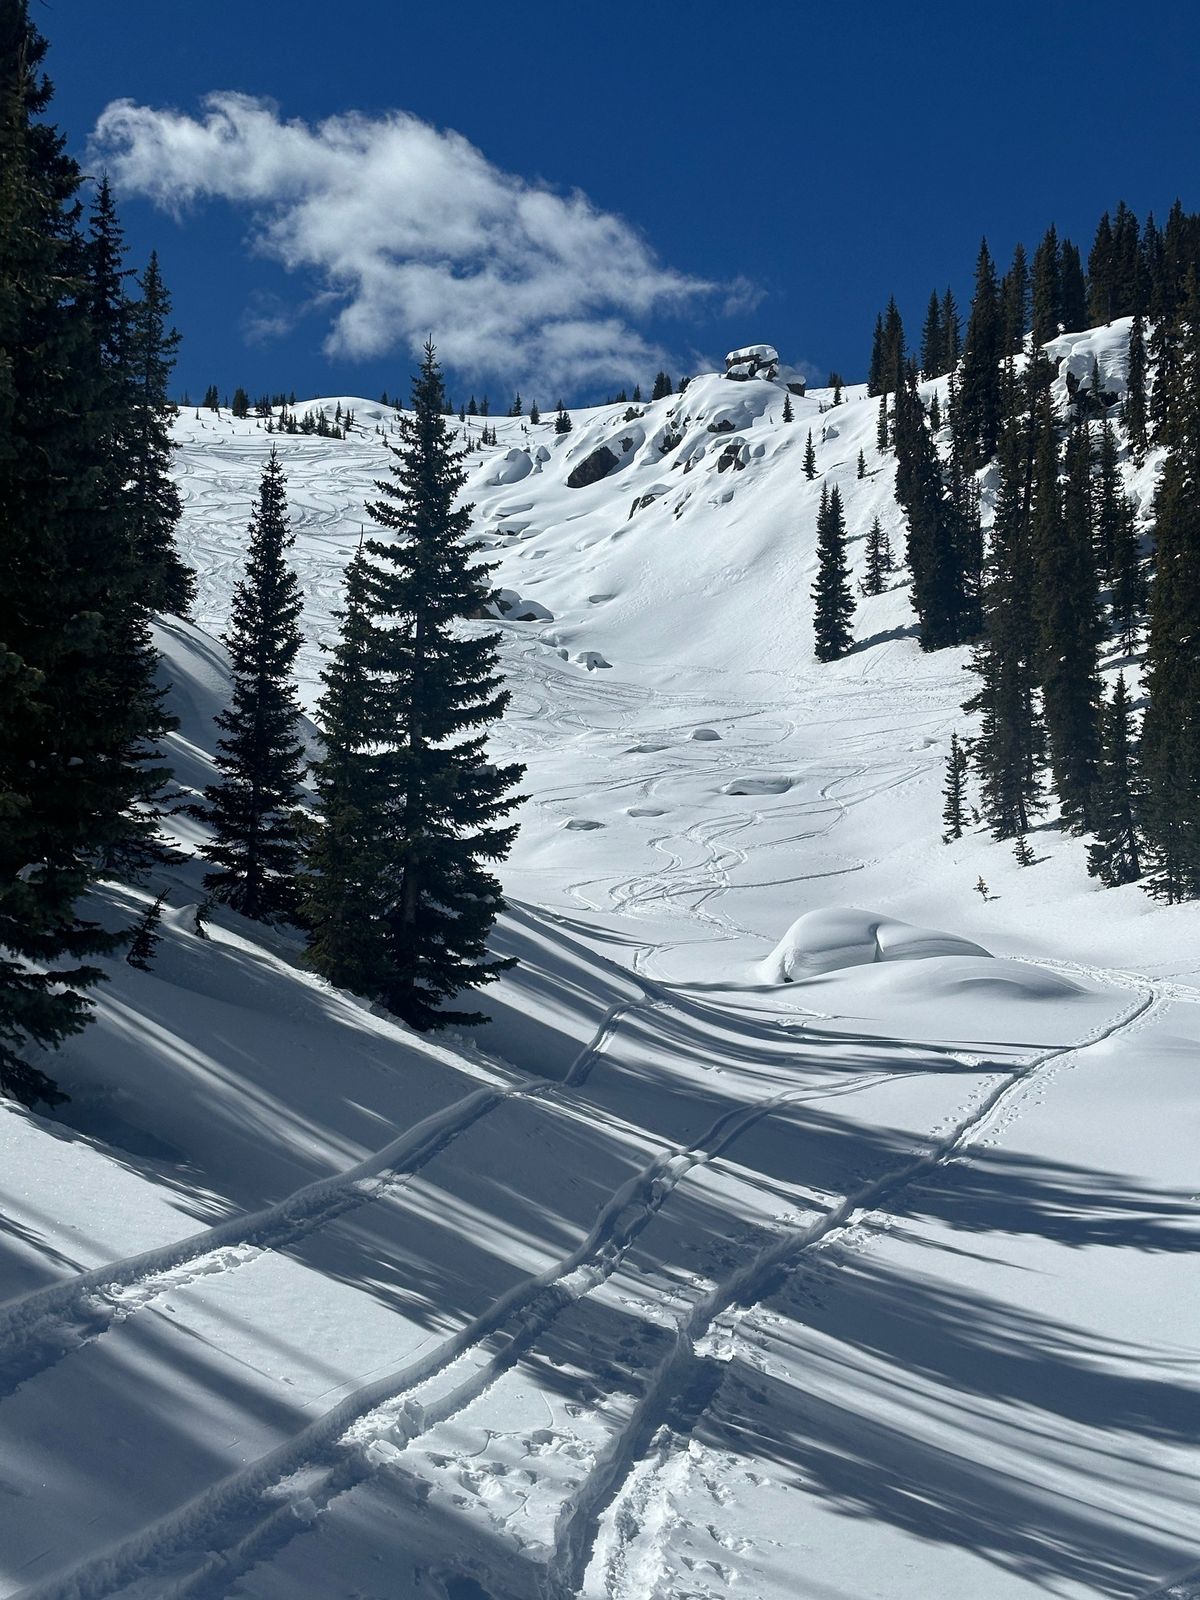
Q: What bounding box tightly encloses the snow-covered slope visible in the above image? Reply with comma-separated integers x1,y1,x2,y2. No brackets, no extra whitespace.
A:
1,337,1198,1600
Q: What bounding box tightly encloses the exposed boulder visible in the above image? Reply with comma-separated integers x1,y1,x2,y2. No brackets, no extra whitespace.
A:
566,444,619,489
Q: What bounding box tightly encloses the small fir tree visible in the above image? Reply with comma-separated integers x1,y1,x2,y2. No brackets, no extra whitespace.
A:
126,893,167,970
811,484,855,661
862,515,894,595
1013,835,1035,867
942,733,969,841
782,392,794,423
803,430,817,479
1086,674,1144,888
200,450,307,922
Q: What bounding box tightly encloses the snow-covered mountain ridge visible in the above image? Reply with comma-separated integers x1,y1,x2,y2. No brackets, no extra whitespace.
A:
1,325,1198,1600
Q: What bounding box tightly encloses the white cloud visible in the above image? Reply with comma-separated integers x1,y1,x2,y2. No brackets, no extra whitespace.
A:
91,93,726,392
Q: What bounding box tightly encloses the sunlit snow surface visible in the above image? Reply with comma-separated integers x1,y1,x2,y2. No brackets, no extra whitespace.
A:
1,333,1198,1600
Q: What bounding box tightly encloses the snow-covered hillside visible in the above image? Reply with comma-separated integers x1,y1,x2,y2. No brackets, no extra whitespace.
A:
1,339,1199,1600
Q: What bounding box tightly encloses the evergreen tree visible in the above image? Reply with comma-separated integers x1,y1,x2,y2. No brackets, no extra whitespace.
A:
965,413,1044,838
554,406,572,435
876,392,889,451
651,370,673,400
1059,239,1088,331
126,892,166,971
200,451,306,922
862,515,893,594
920,290,943,378
811,483,854,661
894,372,971,648
127,252,194,614
1000,241,1029,355
231,386,250,418
867,312,886,396
306,342,524,1027
957,239,1004,466
941,733,969,841
940,287,961,373
0,1,172,1103
1086,674,1144,887
1087,211,1115,325
528,401,540,425
203,383,219,410
1141,313,1200,897
782,392,794,423
1013,834,1035,867
803,429,817,479
856,447,866,479
1124,311,1149,464
1031,225,1061,348
1031,417,1101,828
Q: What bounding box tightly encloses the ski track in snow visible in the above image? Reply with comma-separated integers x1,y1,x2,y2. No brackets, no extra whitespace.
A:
11,976,1156,1600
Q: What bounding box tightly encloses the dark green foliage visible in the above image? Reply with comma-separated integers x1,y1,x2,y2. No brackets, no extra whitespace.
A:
651,370,673,401
782,392,794,424
1000,241,1029,356
862,515,893,595
203,383,219,410
920,290,943,379
200,450,307,922
1095,424,1146,653
803,429,816,479
811,483,854,662
528,402,540,425
1013,834,1035,867
876,392,889,451
126,252,194,615
1031,418,1101,829
126,892,166,970
231,386,250,418
1125,312,1149,464
957,239,1004,467
1087,212,1115,324
893,373,974,648
0,1,175,1104
867,313,885,396
1031,225,1060,348
1086,674,1144,887
942,733,969,841
1059,239,1088,331
1141,320,1200,898
554,407,572,435
306,342,524,1028
940,287,961,372
856,447,866,479
964,414,1045,838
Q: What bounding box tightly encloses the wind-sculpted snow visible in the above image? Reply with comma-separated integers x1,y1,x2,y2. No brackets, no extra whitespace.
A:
2,341,1199,1600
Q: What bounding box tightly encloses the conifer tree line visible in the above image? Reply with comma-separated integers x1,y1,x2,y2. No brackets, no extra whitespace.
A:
0,1,194,1105
863,195,1200,902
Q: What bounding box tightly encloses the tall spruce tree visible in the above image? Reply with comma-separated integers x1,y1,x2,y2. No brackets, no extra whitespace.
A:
1031,225,1061,348
940,287,961,373
803,429,817,479
306,341,524,1027
957,238,1004,467
894,372,971,648
811,483,854,661
1124,311,1149,465
920,291,943,379
862,515,894,595
1086,674,1144,887
965,412,1044,837
1031,416,1101,828
1000,241,1029,356
127,252,194,615
200,451,306,922
941,733,969,841
1141,293,1200,898
0,1,172,1103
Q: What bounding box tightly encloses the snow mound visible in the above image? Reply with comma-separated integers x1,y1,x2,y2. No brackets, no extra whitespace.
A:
758,907,990,982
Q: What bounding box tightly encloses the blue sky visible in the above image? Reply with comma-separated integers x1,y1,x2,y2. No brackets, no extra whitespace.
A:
42,0,1200,406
